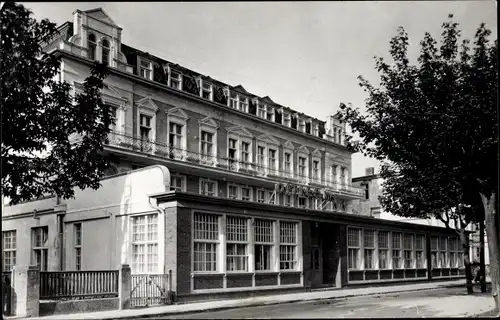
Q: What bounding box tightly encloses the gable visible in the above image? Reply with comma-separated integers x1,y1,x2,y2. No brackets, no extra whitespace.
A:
257,133,280,145
232,85,249,94
262,96,275,104
198,116,219,129
83,8,119,28
135,96,159,113
165,106,189,120
226,125,253,138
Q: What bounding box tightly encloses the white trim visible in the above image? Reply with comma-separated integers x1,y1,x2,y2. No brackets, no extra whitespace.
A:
199,118,218,166
199,178,218,197
166,107,189,159
170,174,187,191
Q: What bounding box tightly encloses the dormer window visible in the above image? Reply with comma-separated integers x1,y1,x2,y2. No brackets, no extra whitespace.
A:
101,39,110,66
140,59,153,80
266,106,275,121
197,79,213,101
283,112,291,127
298,118,306,132
312,123,319,136
168,69,182,90
228,92,248,112
88,34,96,60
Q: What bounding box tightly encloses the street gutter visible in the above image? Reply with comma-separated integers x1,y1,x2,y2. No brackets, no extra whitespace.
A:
104,282,473,320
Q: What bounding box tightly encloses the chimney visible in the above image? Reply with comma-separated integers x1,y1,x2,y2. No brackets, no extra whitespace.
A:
365,167,375,176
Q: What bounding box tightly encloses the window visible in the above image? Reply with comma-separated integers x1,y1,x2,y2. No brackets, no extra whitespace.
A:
298,119,305,132
403,233,413,268
378,231,389,269
239,97,248,112
333,128,337,142
200,179,217,196
193,213,219,272
284,152,292,176
199,80,213,100
169,70,182,90
298,157,307,178
279,221,298,270
228,184,238,199
241,186,251,201
392,232,402,269
298,196,307,209
139,114,152,141
102,39,110,66
284,194,293,207
268,149,277,174
348,228,361,269
415,234,426,268
170,175,186,191
439,236,447,268
200,131,214,159
88,34,96,60
241,141,250,169
364,230,375,269
257,189,266,203
226,216,249,272
312,123,319,136
32,227,48,271
338,129,343,144
228,138,237,171
169,122,183,151
431,236,438,268
362,183,369,200
108,105,118,132
448,237,457,268
255,219,274,271
74,224,82,270
340,167,347,186
257,146,265,173
257,104,266,118
268,191,276,205
140,59,153,80
2,231,16,271
266,106,275,121
131,214,158,273
312,160,320,181
283,112,291,127
331,165,338,184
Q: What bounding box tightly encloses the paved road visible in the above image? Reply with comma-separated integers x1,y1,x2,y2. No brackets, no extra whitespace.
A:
143,286,494,319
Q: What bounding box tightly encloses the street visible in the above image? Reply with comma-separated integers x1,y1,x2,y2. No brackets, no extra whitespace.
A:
145,286,494,319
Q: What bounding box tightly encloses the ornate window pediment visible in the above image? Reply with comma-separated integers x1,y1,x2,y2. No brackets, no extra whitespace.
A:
226,125,253,138
257,133,280,146
283,141,295,149
165,106,189,120
298,145,310,154
312,149,322,157
198,116,218,129
135,96,159,113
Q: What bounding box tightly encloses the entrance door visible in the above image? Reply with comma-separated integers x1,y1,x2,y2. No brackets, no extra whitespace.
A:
310,222,323,287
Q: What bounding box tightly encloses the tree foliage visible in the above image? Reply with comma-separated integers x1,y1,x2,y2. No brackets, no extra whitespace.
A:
1,2,112,204
338,14,498,301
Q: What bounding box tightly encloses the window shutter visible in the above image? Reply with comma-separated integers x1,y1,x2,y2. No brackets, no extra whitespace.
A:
275,111,282,124
291,116,297,129
153,63,167,84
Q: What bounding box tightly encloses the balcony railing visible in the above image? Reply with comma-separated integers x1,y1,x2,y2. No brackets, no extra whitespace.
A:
106,132,364,198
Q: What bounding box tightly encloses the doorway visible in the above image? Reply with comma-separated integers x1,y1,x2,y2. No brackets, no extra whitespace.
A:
310,222,323,286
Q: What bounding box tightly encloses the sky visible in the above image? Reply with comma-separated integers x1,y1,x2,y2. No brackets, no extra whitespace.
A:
21,1,497,178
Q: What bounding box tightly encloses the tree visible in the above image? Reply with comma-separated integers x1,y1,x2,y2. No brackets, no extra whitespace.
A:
1,2,112,205
338,15,499,311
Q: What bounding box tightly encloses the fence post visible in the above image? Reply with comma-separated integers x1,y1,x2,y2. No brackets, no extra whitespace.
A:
13,265,39,317
168,269,172,292
119,264,132,310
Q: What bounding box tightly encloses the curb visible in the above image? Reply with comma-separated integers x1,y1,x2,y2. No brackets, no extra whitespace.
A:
103,283,469,320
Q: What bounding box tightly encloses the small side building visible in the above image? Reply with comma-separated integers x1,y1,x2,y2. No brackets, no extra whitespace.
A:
3,165,467,303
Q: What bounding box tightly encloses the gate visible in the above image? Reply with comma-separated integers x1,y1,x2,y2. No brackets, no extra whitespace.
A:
131,270,172,308
2,271,13,316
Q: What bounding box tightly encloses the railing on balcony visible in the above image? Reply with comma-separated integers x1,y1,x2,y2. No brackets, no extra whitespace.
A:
106,132,364,198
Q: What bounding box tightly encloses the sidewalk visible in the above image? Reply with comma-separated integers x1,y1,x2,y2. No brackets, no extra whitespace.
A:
19,279,495,320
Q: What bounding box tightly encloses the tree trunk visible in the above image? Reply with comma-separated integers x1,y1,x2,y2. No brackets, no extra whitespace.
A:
459,226,474,294
480,192,500,313
480,219,487,292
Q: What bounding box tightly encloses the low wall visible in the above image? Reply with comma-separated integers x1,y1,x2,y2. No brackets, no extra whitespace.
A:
176,286,306,304
39,298,119,316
